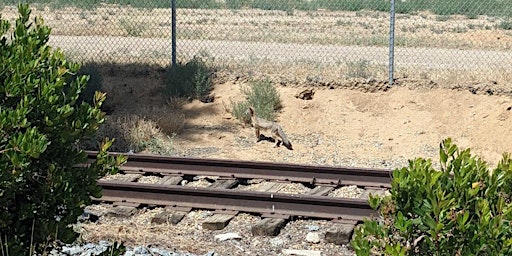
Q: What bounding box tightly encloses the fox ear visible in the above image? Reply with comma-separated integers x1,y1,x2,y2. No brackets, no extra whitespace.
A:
248,107,254,114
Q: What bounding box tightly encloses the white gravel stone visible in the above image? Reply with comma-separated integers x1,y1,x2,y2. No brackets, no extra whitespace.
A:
306,225,320,231
305,232,321,243
214,232,242,241
270,237,286,246
328,185,365,198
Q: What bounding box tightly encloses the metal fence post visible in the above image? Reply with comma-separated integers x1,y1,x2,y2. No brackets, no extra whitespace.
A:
388,0,395,86
171,0,177,67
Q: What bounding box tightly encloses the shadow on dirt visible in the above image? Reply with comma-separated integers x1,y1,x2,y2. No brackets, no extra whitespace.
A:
76,61,225,153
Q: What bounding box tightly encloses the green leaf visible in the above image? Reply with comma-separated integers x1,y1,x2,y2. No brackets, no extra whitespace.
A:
368,193,382,210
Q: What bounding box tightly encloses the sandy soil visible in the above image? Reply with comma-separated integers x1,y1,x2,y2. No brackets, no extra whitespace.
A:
169,80,511,170
86,62,511,170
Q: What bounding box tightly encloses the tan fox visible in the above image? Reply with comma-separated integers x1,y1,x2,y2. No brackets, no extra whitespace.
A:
247,107,293,150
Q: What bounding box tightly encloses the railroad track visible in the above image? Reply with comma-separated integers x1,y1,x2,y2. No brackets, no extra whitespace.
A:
86,151,392,223
83,151,395,245
86,151,392,188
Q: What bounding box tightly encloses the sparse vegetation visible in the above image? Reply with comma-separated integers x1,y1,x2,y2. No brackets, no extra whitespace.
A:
2,0,511,18
347,59,372,79
84,105,182,154
119,18,148,37
352,138,512,255
125,115,174,155
497,19,512,30
231,80,282,124
435,15,451,22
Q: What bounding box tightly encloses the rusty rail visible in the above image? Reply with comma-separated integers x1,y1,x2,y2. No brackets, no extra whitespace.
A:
97,180,376,221
86,151,392,188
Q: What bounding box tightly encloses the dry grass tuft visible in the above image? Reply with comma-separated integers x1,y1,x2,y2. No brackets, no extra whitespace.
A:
166,96,190,110
138,105,186,136
82,105,185,155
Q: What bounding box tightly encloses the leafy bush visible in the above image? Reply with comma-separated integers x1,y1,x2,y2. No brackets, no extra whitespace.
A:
0,5,124,254
164,55,213,100
71,62,103,105
231,79,282,124
352,138,512,256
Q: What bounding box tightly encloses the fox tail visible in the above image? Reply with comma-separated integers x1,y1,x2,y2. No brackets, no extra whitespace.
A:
276,126,293,150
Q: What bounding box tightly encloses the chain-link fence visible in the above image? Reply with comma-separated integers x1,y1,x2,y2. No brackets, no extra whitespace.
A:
2,1,512,85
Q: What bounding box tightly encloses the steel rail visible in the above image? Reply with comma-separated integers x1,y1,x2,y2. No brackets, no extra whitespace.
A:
97,180,376,221
86,151,392,188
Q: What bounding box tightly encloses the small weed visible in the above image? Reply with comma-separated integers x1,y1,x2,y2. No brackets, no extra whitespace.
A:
452,26,468,33
126,116,174,155
166,96,189,109
335,20,352,26
231,80,281,124
435,15,450,22
419,13,429,19
359,22,372,30
400,26,417,33
119,18,148,37
347,59,372,79
430,26,445,34
497,19,512,30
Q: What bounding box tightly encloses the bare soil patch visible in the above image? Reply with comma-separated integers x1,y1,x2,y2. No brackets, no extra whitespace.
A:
95,64,511,169
173,80,511,169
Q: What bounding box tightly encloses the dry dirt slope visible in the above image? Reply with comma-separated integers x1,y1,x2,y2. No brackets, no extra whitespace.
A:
172,81,511,170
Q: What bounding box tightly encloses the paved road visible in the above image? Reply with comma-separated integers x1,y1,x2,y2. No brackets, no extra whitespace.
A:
49,35,512,70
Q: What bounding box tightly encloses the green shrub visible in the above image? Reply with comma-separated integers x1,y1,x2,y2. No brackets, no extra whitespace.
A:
231,100,251,124
231,79,282,124
164,55,213,100
352,138,512,256
71,62,103,105
0,5,124,254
